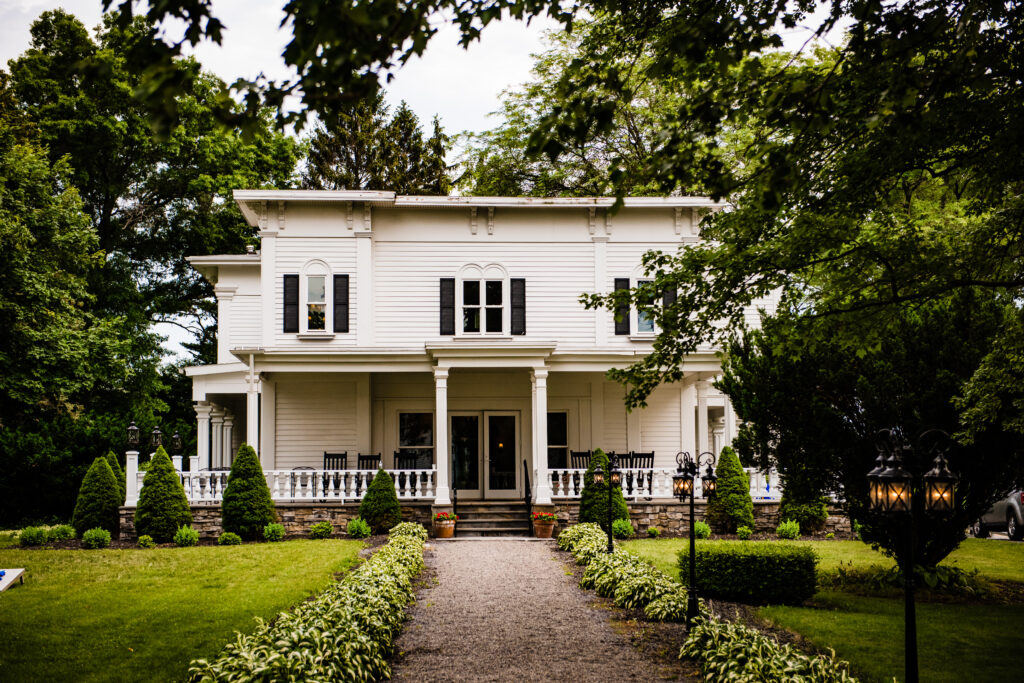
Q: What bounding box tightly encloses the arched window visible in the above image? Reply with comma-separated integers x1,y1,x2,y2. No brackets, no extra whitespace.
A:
302,260,330,333
457,263,509,336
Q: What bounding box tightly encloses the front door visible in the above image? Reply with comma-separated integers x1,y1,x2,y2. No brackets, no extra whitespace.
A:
450,411,520,499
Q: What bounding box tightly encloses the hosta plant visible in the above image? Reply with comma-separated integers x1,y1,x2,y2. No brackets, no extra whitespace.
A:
694,521,711,539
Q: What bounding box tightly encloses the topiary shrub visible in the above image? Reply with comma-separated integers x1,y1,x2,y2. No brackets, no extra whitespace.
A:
135,447,193,543
263,522,285,542
647,526,661,538
82,527,112,549
776,519,800,539
72,456,122,537
174,525,199,547
218,531,242,546
105,450,126,504
137,535,156,549
778,492,829,534
612,518,635,539
19,526,47,547
694,520,712,539
578,449,629,531
706,446,755,533
736,525,752,540
47,524,76,542
358,469,402,533
347,517,372,539
221,444,277,540
678,541,818,605
309,521,333,539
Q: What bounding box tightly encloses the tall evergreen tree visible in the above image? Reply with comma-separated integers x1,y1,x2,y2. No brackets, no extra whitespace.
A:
134,447,192,542
578,449,629,531
71,456,122,536
221,444,276,540
706,447,755,534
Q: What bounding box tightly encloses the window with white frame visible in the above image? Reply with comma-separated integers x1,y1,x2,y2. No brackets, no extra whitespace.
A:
635,279,656,335
458,264,508,335
397,412,434,469
614,275,672,337
302,261,330,333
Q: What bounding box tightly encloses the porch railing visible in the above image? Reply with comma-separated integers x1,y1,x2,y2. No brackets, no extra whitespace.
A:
547,466,782,501
126,467,437,506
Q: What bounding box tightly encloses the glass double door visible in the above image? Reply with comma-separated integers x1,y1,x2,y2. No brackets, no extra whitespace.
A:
451,411,519,499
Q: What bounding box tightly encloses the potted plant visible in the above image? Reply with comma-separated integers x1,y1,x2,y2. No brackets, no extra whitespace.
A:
433,511,457,538
532,511,558,538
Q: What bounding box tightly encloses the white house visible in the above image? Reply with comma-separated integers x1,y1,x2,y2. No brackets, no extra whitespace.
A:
173,190,775,510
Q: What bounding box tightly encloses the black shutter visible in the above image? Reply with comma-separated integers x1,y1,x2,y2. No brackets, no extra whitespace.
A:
283,274,299,333
614,278,630,335
333,274,349,333
511,278,526,335
663,287,677,308
440,278,455,335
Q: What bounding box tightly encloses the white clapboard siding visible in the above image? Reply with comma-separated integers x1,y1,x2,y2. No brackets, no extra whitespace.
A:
601,379,628,452
229,295,262,348
373,241,597,345
274,238,359,347
275,377,358,468
639,385,683,468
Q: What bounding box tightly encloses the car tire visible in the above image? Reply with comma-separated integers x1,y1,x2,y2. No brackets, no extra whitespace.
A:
971,522,989,538
1008,515,1024,541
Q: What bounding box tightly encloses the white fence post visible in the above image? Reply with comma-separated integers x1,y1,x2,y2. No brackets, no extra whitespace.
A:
171,455,183,471
188,455,199,473
125,451,139,505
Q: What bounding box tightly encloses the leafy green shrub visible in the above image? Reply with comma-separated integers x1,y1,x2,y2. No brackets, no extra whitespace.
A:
578,449,629,531
706,446,755,533
47,524,76,542
681,615,859,682
135,447,192,543
347,517,372,539
19,526,47,547
137,535,156,549
218,531,242,546
105,450,126,504
358,469,402,533
72,456,122,537
825,532,835,539
612,518,635,539
82,527,111,549
263,522,285,542
678,541,818,605
188,517,427,681
818,562,990,598
221,444,277,540
694,521,711,539
776,519,800,539
778,492,829,533
736,525,752,540
309,521,333,539
174,525,199,547
647,526,661,538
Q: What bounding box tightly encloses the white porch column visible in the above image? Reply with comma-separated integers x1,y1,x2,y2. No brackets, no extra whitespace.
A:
681,382,697,456
433,367,451,505
222,412,235,465
125,450,139,505
531,368,553,504
211,407,224,468
195,401,212,469
696,380,710,454
246,354,260,453
724,396,738,448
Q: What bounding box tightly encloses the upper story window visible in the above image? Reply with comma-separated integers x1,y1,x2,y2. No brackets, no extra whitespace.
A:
283,262,349,335
615,275,675,337
440,265,526,337
635,279,655,335
302,261,330,333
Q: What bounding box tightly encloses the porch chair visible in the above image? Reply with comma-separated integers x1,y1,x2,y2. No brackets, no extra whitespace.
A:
322,452,348,497
569,450,591,496
354,453,381,497
394,451,424,495
628,451,655,498
290,466,316,500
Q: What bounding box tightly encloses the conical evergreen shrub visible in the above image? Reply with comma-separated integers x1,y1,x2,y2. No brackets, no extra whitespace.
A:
72,457,122,537
358,469,402,533
135,447,192,543
707,446,755,533
578,448,629,530
221,444,277,540
105,450,126,504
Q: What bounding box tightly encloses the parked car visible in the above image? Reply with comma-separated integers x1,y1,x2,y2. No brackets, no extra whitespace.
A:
971,490,1024,540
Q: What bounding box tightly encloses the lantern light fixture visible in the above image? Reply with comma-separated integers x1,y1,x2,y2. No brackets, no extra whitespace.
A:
126,421,140,450
150,426,162,449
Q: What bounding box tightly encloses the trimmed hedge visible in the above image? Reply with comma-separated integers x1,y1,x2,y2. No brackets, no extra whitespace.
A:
677,541,817,605
221,444,277,540
358,469,402,533
188,521,427,681
135,447,192,543
72,456,122,537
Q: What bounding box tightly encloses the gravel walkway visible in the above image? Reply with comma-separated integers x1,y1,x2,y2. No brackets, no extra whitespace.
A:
390,539,671,682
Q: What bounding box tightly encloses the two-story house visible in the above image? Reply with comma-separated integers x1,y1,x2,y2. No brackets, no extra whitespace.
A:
180,189,765,510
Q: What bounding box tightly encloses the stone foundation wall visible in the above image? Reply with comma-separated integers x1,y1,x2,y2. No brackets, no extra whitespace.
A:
119,502,433,540
549,501,850,537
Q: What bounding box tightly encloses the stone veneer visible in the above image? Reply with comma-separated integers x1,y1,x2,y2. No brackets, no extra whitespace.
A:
119,502,434,539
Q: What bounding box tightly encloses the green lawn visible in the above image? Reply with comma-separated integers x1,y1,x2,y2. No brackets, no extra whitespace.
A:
624,537,1024,682
0,540,363,682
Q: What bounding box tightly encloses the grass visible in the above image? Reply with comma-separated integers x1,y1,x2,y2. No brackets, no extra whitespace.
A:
624,537,1024,682
761,591,1024,682
0,540,363,682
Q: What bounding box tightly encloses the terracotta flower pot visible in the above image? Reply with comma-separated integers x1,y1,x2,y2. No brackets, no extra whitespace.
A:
434,520,455,538
533,521,555,539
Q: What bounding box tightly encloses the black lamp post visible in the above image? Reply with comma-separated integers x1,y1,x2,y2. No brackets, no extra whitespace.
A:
672,450,717,627
126,421,140,451
867,429,957,683
592,452,622,553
